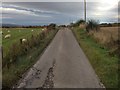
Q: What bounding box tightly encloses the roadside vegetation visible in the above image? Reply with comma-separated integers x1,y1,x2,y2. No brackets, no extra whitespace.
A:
71,19,119,88
2,24,58,88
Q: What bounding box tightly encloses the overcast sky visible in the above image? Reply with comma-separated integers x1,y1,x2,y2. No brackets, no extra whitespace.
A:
1,0,119,25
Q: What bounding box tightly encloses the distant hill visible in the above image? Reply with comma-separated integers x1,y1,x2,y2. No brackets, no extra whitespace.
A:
1,23,22,28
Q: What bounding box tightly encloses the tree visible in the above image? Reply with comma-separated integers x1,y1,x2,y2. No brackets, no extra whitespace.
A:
73,19,85,27
86,19,99,32
48,23,56,30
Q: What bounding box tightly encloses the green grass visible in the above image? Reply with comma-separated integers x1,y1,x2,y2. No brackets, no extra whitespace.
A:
2,28,58,88
72,27,118,88
2,28,42,57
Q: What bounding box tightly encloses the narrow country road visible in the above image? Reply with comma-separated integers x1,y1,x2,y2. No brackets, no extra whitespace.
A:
17,28,104,88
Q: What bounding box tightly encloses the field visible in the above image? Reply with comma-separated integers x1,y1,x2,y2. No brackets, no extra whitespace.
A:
89,27,119,56
72,26,118,88
90,27,118,45
2,28,42,57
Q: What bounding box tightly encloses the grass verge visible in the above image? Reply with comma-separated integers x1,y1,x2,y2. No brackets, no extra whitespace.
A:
3,29,58,88
72,27,118,88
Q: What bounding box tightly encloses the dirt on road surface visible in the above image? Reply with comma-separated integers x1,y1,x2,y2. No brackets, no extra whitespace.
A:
16,28,104,88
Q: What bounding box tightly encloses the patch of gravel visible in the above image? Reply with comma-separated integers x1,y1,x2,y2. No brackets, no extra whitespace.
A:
14,59,56,89
37,59,56,89
42,67,54,88
13,67,41,88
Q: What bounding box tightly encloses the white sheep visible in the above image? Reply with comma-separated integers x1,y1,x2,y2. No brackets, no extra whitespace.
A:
20,38,27,44
0,31,3,35
42,29,45,31
31,30,34,32
8,30,10,33
22,39,27,42
4,34,11,39
0,31,2,34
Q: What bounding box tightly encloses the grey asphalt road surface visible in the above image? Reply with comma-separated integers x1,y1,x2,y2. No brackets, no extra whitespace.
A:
0,46,2,89
17,28,104,88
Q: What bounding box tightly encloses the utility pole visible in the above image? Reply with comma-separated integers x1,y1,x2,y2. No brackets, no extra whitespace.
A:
84,0,87,31
84,0,86,23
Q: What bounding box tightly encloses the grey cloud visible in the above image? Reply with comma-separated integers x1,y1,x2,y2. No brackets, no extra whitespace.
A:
2,2,118,25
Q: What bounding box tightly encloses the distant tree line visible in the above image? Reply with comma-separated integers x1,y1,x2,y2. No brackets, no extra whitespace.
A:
1,23,57,28
100,23,120,27
2,25,46,28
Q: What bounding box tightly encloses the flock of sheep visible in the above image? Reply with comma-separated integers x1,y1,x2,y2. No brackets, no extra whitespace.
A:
2,28,47,43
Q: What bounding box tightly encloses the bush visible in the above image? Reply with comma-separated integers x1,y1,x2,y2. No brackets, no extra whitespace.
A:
72,19,85,27
86,19,100,32
48,23,56,30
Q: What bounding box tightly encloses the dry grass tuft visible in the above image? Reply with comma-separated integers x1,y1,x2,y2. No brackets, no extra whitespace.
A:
79,23,86,30
89,27,119,55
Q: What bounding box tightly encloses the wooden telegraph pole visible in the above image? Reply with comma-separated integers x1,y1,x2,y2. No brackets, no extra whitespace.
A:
84,0,86,23
84,0,87,31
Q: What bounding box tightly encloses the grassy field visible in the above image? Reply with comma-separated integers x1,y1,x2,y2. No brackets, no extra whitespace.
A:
90,27,118,44
2,28,42,57
2,27,58,88
89,27,118,55
72,27,118,88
